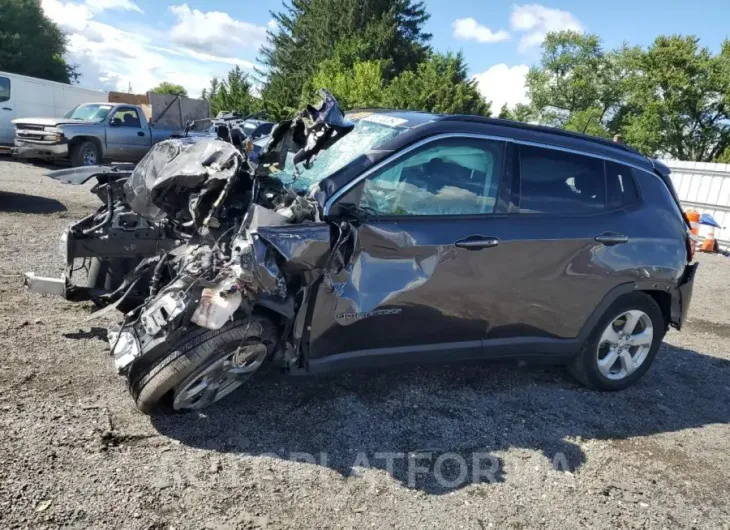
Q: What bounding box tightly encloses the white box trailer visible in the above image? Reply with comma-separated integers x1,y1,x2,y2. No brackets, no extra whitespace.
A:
0,71,107,148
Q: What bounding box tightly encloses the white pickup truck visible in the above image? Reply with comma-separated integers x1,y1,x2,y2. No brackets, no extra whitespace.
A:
13,97,208,166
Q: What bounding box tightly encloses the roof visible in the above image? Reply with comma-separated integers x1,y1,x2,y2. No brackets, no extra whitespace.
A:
345,108,653,171
440,114,640,156
346,109,439,128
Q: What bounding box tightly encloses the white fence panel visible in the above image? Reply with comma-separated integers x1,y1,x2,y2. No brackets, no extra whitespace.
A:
661,160,730,249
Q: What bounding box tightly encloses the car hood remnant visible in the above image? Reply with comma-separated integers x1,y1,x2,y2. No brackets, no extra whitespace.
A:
258,89,354,171
102,90,355,373
125,138,245,226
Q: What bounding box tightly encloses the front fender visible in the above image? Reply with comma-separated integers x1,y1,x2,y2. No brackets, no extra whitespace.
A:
62,126,106,156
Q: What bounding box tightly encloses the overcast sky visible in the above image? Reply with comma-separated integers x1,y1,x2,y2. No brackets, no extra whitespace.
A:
41,0,729,110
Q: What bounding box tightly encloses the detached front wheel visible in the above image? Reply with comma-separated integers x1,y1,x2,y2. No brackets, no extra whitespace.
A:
128,315,278,415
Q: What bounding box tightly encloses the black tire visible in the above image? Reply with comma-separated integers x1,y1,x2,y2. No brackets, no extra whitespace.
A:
70,140,100,167
87,257,145,313
129,315,278,415
568,293,665,391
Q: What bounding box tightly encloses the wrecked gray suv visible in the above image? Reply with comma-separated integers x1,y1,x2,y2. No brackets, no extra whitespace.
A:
25,92,697,414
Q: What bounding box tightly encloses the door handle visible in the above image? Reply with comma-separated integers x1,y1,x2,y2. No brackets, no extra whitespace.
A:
2,107,11,111
595,232,628,245
455,236,500,250
137,131,145,136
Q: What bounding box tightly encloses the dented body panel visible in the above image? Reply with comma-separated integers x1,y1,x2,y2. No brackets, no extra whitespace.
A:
304,211,650,366
23,96,698,413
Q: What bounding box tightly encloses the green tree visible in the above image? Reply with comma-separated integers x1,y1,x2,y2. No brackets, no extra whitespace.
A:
620,36,730,161
308,58,386,109
716,147,730,164
386,52,490,116
201,78,220,101
305,52,490,116
521,31,625,138
0,0,78,83
498,103,532,123
202,67,260,116
260,0,431,117
150,82,187,97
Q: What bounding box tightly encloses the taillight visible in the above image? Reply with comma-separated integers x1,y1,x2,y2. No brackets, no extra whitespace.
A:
685,209,700,263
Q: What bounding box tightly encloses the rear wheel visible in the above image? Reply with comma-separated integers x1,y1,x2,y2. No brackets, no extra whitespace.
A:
569,293,664,391
128,315,278,415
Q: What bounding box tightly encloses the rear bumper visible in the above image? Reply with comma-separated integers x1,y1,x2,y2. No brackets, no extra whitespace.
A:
671,262,698,330
13,140,68,159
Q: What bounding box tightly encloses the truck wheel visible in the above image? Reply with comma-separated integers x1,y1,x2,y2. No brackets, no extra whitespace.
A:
70,140,100,167
87,257,145,313
128,315,278,415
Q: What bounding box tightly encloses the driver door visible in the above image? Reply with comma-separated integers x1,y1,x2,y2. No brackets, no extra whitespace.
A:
306,135,513,369
106,107,148,161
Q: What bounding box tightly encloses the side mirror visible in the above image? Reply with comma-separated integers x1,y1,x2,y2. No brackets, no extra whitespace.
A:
324,183,366,220
109,118,121,127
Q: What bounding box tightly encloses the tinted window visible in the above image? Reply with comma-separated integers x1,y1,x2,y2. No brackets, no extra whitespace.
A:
606,161,640,208
519,145,605,214
111,108,141,128
359,137,504,216
254,122,273,137
0,77,9,103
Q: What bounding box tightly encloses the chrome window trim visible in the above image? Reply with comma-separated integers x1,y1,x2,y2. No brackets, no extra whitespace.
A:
323,132,661,216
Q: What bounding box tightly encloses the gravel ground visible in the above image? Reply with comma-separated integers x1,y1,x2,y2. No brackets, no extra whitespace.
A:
1,157,729,530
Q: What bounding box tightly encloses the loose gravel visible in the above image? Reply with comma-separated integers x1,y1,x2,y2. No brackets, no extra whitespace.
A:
1,158,729,530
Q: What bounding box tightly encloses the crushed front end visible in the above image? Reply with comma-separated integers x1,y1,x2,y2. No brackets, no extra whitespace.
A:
26,90,355,413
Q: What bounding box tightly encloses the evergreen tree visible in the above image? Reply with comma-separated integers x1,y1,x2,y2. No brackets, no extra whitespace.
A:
260,0,431,118
203,67,260,116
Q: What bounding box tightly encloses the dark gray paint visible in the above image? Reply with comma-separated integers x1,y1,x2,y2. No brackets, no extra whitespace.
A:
294,122,693,369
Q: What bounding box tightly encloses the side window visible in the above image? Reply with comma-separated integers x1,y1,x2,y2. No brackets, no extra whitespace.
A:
606,161,640,208
519,145,606,214
359,138,505,216
111,108,141,128
0,77,10,103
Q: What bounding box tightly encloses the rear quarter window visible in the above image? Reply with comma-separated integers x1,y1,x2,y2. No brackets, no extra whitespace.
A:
518,145,606,214
0,77,10,103
606,161,640,208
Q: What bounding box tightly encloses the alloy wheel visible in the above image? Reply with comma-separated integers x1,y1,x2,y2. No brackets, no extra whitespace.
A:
596,310,654,381
172,341,268,411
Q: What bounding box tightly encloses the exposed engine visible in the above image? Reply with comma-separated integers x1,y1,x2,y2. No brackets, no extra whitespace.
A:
104,90,355,373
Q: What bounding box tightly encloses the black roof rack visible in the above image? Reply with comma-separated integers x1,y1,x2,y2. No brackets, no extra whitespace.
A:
439,115,641,155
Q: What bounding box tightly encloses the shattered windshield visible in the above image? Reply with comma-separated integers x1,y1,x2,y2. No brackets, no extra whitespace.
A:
277,115,410,191
64,104,114,122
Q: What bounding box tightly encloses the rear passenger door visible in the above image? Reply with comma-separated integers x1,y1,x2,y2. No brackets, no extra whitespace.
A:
490,144,639,341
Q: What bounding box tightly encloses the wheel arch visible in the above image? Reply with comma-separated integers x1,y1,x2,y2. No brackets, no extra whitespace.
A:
69,136,104,159
576,282,674,344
